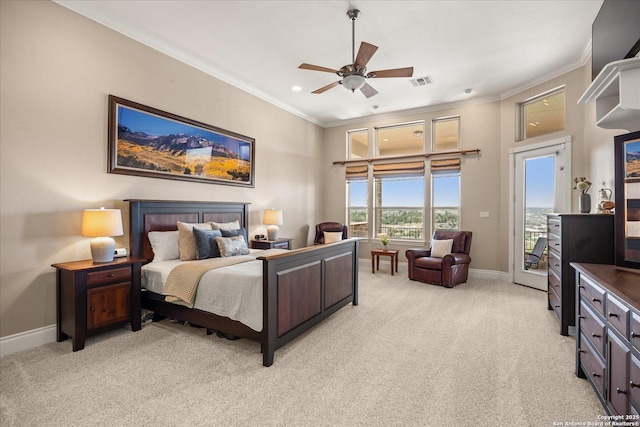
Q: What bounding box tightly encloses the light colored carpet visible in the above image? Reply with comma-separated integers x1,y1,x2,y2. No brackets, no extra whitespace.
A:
1,262,603,426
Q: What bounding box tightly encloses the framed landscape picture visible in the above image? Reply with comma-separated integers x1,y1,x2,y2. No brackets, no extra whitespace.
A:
108,95,255,187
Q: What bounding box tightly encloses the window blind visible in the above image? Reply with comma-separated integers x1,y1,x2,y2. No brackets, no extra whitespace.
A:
345,165,368,180
430,158,461,175
372,161,425,178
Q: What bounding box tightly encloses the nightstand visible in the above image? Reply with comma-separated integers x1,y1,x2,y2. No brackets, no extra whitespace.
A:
51,257,144,351
251,238,292,250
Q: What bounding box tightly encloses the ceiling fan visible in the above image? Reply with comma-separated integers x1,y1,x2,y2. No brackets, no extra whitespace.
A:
298,9,414,98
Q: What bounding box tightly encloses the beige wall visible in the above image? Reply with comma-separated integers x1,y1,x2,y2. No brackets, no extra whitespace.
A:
0,1,324,338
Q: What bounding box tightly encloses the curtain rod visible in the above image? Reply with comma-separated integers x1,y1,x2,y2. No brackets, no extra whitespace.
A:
332,148,481,165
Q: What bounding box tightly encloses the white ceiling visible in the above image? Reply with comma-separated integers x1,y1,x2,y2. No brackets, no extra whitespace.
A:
55,0,603,128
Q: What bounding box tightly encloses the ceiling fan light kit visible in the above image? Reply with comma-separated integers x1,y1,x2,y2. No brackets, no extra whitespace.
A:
298,8,413,98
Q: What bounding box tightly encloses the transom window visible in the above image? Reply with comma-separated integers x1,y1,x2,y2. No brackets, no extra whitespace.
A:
520,88,565,140
348,129,368,159
375,122,425,157
432,117,460,151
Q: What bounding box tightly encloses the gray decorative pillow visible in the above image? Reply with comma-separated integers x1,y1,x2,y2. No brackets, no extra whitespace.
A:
220,228,248,243
193,228,222,259
216,235,250,257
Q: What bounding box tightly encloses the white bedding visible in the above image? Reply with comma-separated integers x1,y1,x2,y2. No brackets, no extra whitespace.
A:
142,249,287,332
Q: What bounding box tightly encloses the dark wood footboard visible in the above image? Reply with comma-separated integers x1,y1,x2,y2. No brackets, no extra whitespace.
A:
127,200,359,366
259,239,359,366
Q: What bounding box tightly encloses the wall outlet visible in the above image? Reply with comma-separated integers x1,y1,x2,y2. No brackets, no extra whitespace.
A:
479,211,490,218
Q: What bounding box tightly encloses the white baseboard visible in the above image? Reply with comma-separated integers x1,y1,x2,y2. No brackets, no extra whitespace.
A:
0,324,57,358
468,268,512,282
1,266,512,357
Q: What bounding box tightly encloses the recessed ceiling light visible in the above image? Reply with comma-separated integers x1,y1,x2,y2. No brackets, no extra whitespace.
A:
464,88,473,94
291,85,302,91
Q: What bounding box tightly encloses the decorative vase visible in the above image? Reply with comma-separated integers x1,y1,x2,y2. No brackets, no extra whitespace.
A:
382,244,388,251
579,193,591,214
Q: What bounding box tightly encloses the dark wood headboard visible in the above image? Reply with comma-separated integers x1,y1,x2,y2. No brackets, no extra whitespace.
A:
127,199,249,261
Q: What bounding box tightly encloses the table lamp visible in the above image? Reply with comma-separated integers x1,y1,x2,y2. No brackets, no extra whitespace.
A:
263,209,283,240
82,208,124,263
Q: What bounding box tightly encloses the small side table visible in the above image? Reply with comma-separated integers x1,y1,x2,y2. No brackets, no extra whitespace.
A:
251,238,292,250
52,257,144,351
371,249,399,275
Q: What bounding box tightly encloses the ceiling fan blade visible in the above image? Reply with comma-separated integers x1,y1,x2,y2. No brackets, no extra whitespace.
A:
354,42,378,69
312,81,341,94
367,67,414,78
299,63,339,74
360,82,379,98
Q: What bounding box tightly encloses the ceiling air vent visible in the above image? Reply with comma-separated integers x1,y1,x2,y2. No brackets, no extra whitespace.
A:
410,76,433,87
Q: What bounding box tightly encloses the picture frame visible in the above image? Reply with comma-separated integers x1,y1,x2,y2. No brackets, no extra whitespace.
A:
108,95,255,187
614,130,640,269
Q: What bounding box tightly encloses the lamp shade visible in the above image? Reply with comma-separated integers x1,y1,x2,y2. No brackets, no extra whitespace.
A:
263,209,283,241
82,208,123,237
82,208,123,263
263,209,283,226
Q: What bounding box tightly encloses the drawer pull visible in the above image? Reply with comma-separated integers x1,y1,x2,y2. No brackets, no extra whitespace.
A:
632,332,639,339
578,285,585,289
631,381,640,389
554,243,560,246
554,264,559,267
592,298,601,303
90,307,95,311
608,312,619,318
108,273,115,278
578,316,585,319
592,372,601,378
554,305,560,308
616,388,627,394
591,333,601,338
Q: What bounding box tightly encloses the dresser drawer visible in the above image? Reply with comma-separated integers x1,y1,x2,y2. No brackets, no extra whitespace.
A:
548,268,561,293
630,355,640,409
579,333,605,398
87,267,131,286
548,249,561,277
547,217,561,234
580,300,606,357
549,286,561,317
579,274,606,317
607,295,630,340
632,312,640,350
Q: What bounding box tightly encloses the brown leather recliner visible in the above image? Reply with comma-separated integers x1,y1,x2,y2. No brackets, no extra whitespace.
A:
405,230,472,288
314,222,348,244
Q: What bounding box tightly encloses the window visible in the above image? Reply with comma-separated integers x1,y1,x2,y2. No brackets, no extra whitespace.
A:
520,88,565,140
348,129,368,159
346,166,368,237
432,117,459,151
373,162,425,240
431,159,461,230
375,122,424,157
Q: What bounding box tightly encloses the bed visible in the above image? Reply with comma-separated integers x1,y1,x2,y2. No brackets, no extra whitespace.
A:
127,199,359,366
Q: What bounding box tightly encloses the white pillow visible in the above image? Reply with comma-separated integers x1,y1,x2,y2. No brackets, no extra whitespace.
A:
210,220,240,230
177,221,212,260
148,231,180,261
430,239,453,258
323,231,343,244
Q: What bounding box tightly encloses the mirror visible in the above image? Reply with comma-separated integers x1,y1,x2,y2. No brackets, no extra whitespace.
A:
615,130,640,269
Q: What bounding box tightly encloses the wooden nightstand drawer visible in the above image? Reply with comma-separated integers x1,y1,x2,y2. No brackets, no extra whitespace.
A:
87,267,131,285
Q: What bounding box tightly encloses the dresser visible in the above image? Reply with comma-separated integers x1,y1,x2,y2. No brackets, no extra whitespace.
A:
547,214,614,336
52,257,143,351
572,263,640,415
